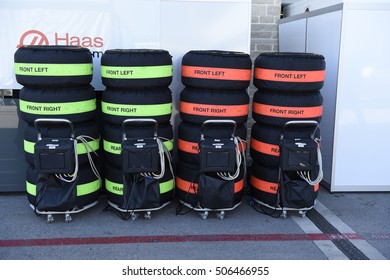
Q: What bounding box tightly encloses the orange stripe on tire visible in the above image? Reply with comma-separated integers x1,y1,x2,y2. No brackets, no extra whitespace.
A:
176,177,244,194
253,103,323,118
250,176,319,194
250,138,279,156
179,139,247,154
250,176,278,194
182,65,251,81
254,68,325,83
180,101,249,117
178,139,199,154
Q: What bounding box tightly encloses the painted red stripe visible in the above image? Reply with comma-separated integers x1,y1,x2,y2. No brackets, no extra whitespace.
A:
0,233,365,248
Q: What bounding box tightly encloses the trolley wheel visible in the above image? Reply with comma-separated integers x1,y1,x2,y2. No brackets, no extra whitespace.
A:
280,211,288,219
130,213,139,221
199,211,209,220
216,211,225,220
144,211,152,220
298,210,307,218
65,213,72,223
47,214,54,223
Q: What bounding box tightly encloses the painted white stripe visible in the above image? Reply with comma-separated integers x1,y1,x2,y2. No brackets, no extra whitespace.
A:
314,200,387,260
291,214,349,260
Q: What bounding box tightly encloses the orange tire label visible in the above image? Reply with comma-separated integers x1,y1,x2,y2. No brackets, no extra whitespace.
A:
182,65,251,81
250,138,279,156
178,139,199,154
180,102,249,117
250,176,319,193
254,68,325,82
176,177,244,194
179,139,247,154
253,103,323,118
250,176,279,194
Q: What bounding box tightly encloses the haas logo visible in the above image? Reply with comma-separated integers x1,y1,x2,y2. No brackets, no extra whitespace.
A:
17,29,104,48
17,30,49,48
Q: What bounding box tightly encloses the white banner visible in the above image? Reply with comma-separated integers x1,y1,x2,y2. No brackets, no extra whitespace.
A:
0,0,250,91
0,0,160,90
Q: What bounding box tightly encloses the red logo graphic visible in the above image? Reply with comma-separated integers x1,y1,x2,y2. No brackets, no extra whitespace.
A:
17,29,104,49
17,29,49,48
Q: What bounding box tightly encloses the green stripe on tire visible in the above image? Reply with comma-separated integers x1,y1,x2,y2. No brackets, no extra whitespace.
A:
19,99,96,115
105,178,174,195
14,63,93,76
103,139,173,155
101,65,173,79
101,101,172,117
26,179,101,196
24,139,100,155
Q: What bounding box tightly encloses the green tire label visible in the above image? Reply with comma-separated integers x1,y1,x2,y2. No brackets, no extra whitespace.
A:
15,63,93,76
27,179,100,196
24,138,100,155
105,178,174,195
101,101,172,116
20,99,96,115
101,65,173,79
103,139,173,155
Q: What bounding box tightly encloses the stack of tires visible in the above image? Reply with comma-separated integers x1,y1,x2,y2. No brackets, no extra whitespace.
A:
249,52,325,209
176,50,252,216
14,46,101,216
100,49,175,215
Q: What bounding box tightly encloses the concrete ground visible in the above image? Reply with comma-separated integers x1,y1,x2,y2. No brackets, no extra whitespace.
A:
0,186,388,261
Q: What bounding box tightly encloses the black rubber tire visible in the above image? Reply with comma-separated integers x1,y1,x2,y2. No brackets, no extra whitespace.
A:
101,49,173,89
250,123,282,167
26,163,101,209
253,52,326,91
14,45,93,87
175,161,244,208
104,163,174,208
103,122,173,167
181,50,252,90
19,86,96,124
250,123,321,167
252,89,323,126
178,121,247,165
24,121,100,167
249,162,280,207
180,88,249,124
101,87,172,125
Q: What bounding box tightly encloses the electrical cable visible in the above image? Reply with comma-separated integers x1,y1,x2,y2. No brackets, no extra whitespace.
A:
55,135,101,183
297,138,323,186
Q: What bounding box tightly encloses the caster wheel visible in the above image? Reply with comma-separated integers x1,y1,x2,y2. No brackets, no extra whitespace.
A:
216,211,225,220
144,212,152,220
47,214,54,223
65,213,72,223
280,211,288,219
199,211,208,220
130,213,139,221
298,210,306,218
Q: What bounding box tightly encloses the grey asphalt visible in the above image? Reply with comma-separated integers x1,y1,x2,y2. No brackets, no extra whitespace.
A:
0,187,389,260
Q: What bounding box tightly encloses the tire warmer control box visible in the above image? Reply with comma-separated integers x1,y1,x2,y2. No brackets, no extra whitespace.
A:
199,120,237,173
199,138,236,173
34,118,76,174
34,138,76,174
122,138,160,173
279,120,320,172
121,119,160,174
280,138,318,172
